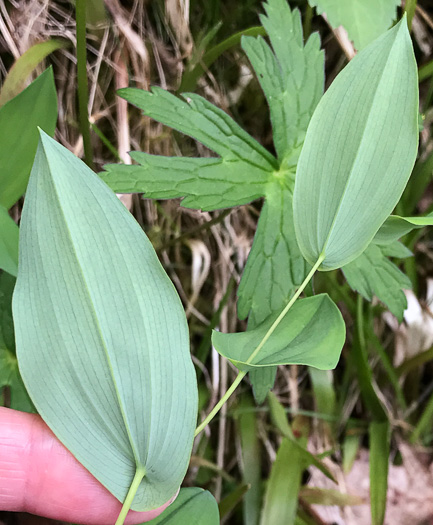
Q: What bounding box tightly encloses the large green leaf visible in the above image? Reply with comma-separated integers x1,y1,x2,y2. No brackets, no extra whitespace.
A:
13,131,197,511
0,68,57,209
212,294,345,371
293,18,418,271
146,488,219,525
0,206,19,276
342,242,412,321
308,0,400,50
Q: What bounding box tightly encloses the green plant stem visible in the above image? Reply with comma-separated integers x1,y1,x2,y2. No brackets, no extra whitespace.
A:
194,253,325,437
410,389,433,443
115,466,146,525
76,0,94,169
404,0,417,30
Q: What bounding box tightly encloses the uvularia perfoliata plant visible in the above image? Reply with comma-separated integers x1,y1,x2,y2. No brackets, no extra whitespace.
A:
11,5,423,525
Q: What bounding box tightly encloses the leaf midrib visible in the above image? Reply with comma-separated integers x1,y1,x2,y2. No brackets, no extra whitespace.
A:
41,141,144,473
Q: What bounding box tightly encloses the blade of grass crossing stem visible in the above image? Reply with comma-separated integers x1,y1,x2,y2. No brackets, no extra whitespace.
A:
309,368,337,440
369,421,390,525
260,417,309,525
218,483,250,521
238,397,262,525
75,0,94,168
410,390,433,444
179,26,266,92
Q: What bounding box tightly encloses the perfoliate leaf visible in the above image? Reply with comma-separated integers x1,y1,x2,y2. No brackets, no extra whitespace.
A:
293,18,418,271
374,213,433,245
147,488,220,525
0,206,19,276
13,131,198,511
309,0,400,50
242,0,324,165
0,68,57,209
212,294,345,372
342,243,412,322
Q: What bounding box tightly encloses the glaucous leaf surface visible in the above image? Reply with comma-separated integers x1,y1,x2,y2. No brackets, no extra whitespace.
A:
147,488,219,525
0,206,18,276
13,132,198,511
374,213,433,245
342,242,412,322
293,18,418,271
212,294,345,371
308,0,400,50
0,68,57,209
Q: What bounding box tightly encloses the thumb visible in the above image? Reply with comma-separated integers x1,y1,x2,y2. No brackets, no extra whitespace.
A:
0,407,175,524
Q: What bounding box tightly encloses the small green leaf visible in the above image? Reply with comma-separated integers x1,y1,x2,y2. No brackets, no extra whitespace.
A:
342,243,412,321
374,213,433,245
293,18,418,271
212,294,345,371
369,421,390,525
13,132,197,510
0,68,57,209
0,206,19,276
0,272,16,353
218,483,250,520
309,0,400,50
0,40,68,106
146,488,219,525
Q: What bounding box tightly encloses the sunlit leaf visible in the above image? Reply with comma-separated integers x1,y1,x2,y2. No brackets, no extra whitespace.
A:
0,40,68,106
293,18,418,271
0,68,57,209
13,131,197,510
212,294,345,371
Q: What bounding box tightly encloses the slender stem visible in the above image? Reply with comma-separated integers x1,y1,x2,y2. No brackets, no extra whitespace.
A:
194,371,247,436
404,0,417,30
76,0,94,169
194,253,325,437
115,466,146,525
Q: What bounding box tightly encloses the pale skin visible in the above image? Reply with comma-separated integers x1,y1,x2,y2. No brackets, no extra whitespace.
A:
0,407,174,524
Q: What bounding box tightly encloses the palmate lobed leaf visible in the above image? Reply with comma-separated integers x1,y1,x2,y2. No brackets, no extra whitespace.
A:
293,17,419,271
13,131,198,511
212,294,345,372
309,0,400,50
342,242,412,322
0,67,57,209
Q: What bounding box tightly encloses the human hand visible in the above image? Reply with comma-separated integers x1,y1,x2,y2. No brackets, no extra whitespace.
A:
0,407,174,524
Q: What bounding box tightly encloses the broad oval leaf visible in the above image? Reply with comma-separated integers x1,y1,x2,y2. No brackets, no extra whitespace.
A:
293,18,418,271
0,68,57,209
12,131,198,511
212,294,345,371
147,487,219,525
